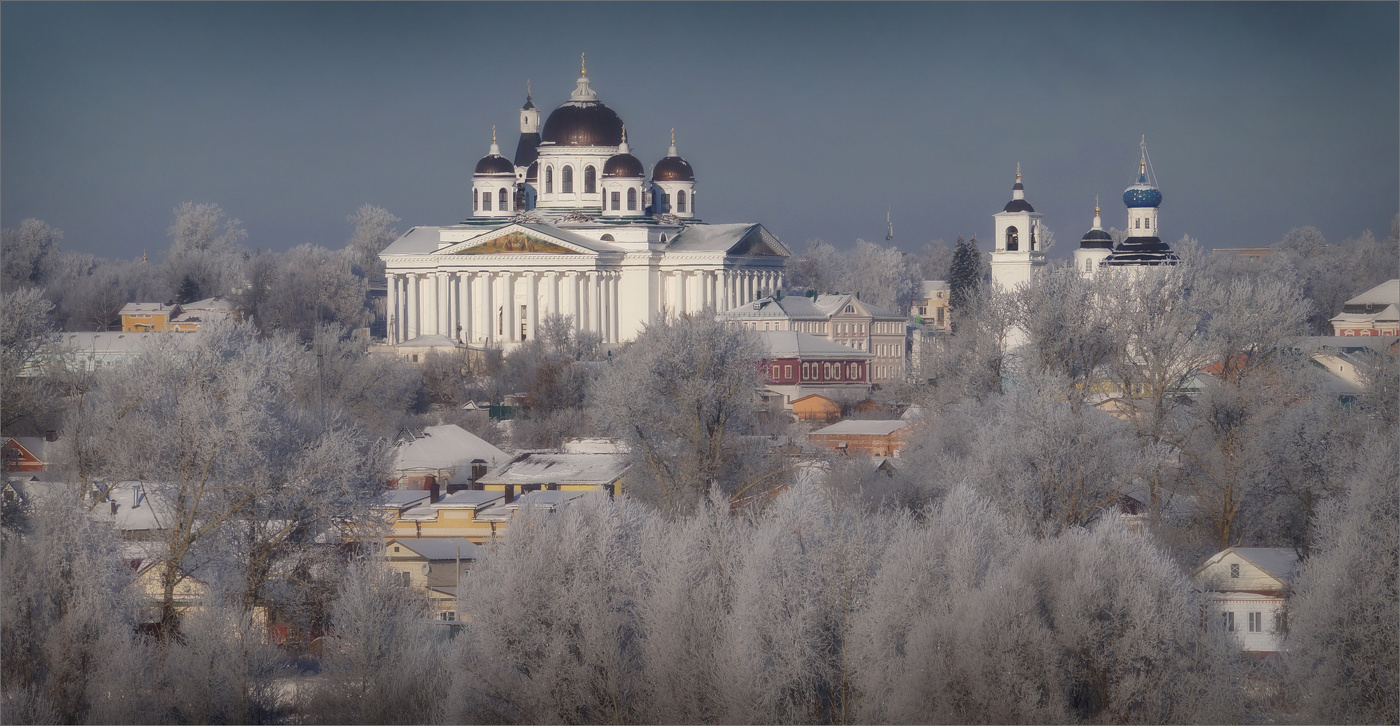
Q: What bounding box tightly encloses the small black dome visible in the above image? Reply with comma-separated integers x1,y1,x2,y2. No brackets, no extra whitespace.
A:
603,152,644,178
1079,229,1114,249
525,161,538,182
653,155,694,182
522,95,536,111
542,101,624,147
1003,199,1035,213
1103,236,1181,266
474,154,515,175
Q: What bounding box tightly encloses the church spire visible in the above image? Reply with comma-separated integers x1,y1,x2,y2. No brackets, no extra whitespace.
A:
489,126,500,156
569,53,597,101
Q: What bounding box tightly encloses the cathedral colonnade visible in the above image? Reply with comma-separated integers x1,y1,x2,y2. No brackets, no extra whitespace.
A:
660,268,784,316
386,268,630,345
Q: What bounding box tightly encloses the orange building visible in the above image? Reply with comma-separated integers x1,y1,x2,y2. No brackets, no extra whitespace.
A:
791,394,842,422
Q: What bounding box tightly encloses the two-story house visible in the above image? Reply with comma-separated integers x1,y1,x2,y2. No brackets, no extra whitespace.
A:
718,292,906,385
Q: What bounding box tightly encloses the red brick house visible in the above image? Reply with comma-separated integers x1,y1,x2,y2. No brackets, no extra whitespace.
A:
2,435,56,473
755,330,872,407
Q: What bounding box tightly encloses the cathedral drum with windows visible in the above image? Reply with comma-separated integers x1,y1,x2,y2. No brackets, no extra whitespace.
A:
380,57,788,352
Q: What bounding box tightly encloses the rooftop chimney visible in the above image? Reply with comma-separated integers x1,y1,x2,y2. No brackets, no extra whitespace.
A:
428,477,440,504
44,430,57,443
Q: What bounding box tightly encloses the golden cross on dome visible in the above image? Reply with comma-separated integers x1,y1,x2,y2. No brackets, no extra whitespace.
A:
621,124,627,143
1016,162,1021,182
581,52,587,77
1095,195,1100,215
492,125,496,143
671,128,675,145
526,79,531,96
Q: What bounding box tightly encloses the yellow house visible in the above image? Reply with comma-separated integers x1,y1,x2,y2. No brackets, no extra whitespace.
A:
474,451,629,500
384,537,479,620
391,490,507,543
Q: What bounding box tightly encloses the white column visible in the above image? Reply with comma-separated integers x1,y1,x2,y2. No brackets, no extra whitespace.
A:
481,272,494,343
611,273,620,341
571,272,583,331
467,272,478,344
438,272,450,336
722,271,732,312
549,271,561,323
600,273,611,342
503,272,517,342
777,271,785,291
590,271,602,334
447,273,458,340
407,274,419,340
527,272,539,342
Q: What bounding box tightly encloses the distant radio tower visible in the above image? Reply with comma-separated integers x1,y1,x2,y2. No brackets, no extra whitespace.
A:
886,208,894,241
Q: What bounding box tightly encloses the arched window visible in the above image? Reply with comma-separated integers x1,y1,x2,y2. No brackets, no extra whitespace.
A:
473,189,479,212
562,166,574,193
499,188,509,210
600,234,615,242
584,166,596,194
482,192,492,211
1135,218,1141,229
545,166,553,193
1006,226,1019,251
1085,258,1093,272
627,187,637,210
611,191,620,210
677,190,687,212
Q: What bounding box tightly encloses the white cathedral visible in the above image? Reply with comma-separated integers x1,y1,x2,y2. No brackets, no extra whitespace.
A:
380,58,790,348
990,138,1180,292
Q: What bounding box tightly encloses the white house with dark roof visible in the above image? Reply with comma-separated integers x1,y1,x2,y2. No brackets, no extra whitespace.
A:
1193,546,1300,653
380,63,790,351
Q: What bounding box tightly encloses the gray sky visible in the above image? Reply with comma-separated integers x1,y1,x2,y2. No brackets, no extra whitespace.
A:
3,2,1397,263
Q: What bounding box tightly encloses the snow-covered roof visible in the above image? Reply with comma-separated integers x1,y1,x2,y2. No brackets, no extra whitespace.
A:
379,226,445,255
120,302,173,315
560,437,628,454
757,331,874,360
391,334,465,350
56,332,197,355
387,537,480,561
181,296,237,312
810,420,909,436
1331,304,1399,323
504,490,589,510
7,436,53,461
95,482,174,532
1291,336,1398,354
1193,546,1300,586
434,490,506,510
476,452,629,486
375,490,432,510
718,294,828,320
1343,279,1399,307
393,424,509,473
812,293,900,319
665,223,790,256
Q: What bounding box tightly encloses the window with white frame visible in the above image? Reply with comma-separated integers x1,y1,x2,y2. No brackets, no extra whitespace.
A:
1248,612,1262,632
1222,611,1235,632
1230,563,1240,578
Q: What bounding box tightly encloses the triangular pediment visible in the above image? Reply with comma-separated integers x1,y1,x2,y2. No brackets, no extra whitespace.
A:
728,226,787,256
437,225,592,256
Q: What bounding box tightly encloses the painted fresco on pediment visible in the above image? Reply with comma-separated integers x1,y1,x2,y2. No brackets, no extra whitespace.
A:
453,232,580,255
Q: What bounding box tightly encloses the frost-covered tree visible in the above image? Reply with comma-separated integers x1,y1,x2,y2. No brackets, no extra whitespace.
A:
443,495,650,723
0,218,63,289
1,494,149,724
591,313,779,513
251,244,370,339
161,201,249,301
69,320,382,633
153,595,288,723
346,204,401,283
915,238,953,281
1011,265,1114,410
786,238,846,295
304,560,447,724
1283,438,1399,723
847,238,922,314
1,288,60,432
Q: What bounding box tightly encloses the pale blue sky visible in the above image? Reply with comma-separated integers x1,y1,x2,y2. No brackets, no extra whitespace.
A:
3,2,1396,262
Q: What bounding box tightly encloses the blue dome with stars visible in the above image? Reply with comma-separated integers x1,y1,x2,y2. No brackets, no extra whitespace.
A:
1123,175,1162,208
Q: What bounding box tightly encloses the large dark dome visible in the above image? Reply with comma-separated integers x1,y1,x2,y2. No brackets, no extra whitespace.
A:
541,102,624,147
474,154,515,175
603,152,644,178
653,155,694,182
1079,228,1114,249
1003,199,1035,213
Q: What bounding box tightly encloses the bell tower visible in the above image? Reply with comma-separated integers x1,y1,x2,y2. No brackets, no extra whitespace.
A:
990,164,1046,291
